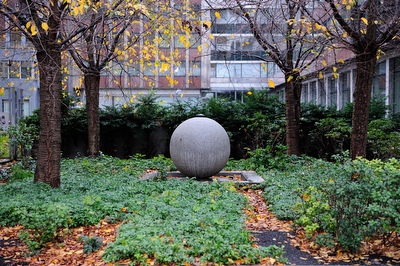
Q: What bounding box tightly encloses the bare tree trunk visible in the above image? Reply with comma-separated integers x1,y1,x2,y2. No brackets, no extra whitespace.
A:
34,49,62,188
285,73,302,156
84,71,100,157
350,52,377,159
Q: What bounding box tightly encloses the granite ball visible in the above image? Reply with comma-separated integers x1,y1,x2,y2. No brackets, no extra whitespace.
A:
169,115,230,178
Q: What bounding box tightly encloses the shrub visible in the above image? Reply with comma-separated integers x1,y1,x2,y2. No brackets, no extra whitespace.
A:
309,118,351,159
259,155,400,252
7,119,39,167
367,118,400,159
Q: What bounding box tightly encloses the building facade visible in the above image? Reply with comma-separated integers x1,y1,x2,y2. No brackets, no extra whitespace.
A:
0,17,40,129
298,50,400,114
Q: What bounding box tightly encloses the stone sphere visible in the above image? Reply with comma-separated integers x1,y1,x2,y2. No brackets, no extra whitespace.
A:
169,115,230,178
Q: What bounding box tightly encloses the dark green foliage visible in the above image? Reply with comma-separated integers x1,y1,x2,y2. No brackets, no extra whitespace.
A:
309,118,351,159
249,152,400,252
21,88,400,160
0,155,285,264
367,118,400,159
7,118,39,166
163,98,204,130
78,235,103,254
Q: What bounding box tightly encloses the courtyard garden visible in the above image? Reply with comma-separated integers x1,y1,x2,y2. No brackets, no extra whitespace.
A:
0,153,400,265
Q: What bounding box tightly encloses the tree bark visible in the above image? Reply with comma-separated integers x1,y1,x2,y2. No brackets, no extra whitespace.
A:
84,71,101,157
34,49,63,188
285,73,302,156
350,52,377,159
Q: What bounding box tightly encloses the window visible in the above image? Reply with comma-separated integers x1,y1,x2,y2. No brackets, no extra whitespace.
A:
143,63,156,76
310,81,317,104
318,79,326,106
373,62,386,97
189,62,201,76
328,77,337,107
340,72,351,108
174,34,200,48
212,62,271,78
158,33,171,48
174,62,186,76
241,63,260,78
214,63,240,78
392,57,400,113
9,28,22,47
127,63,140,76
301,84,308,103
262,62,277,77
9,61,20,78
23,99,30,117
2,99,9,113
111,64,123,76
21,61,32,78
0,61,7,78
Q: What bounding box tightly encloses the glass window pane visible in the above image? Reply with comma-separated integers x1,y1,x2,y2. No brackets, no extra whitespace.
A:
0,61,8,78
216,63,235,78
241,63,260,78
21,61,32,78
189,62,201,76
9,61,20,78
174,62,186,76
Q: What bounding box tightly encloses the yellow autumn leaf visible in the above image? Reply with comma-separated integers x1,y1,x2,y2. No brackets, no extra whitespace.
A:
319,71,324,79
203,21,211,28
197,45,202,53
268,80,275,88
338,58,345,64
160,62,170,73
30,24,37,36
26,21,31,29
333,66,338,72
215,11,221,19
209,33,214,39
322,60,327,67
41,22,49,31
361,17,368,25
287,75,293,82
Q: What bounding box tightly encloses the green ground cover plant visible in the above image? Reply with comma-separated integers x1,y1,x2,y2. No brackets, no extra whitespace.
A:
0,155,285,264
254,152,400,252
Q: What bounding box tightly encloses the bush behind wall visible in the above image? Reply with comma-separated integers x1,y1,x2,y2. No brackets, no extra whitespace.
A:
18,90,400,160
